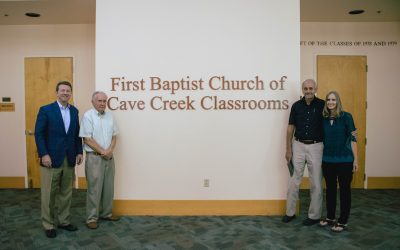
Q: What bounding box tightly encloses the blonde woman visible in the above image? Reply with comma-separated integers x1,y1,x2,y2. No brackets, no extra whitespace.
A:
319,91,358,232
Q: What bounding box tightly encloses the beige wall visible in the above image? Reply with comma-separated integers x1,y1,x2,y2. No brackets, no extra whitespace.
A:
0,21,398,189
0,24,94,183
301,22,400,180
96,0,300,200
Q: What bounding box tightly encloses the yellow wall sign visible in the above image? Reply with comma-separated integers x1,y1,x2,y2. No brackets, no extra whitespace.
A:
0,103,15,112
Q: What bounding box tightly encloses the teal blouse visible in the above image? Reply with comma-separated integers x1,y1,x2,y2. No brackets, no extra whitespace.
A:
322,111,356,163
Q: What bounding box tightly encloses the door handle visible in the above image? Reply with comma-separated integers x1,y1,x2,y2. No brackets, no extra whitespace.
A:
25,130,34,136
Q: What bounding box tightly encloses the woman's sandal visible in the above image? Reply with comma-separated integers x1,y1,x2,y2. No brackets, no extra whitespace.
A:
319,218,335,227
331,223,348,232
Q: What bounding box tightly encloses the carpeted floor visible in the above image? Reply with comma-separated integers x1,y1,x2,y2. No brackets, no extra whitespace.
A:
0,189,399,250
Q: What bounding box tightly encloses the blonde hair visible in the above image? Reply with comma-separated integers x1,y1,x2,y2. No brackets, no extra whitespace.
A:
323,91,344,118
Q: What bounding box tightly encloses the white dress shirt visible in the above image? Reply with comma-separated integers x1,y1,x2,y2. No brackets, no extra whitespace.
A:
57,101,70,133
79,108,119,152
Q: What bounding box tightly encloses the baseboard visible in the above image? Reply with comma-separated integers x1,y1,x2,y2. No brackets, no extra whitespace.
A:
0,177,25,188
367,177,400,189
300,177,310,189
302,176,400,189
77,177,87,189
113,200,289,216
300,177,330,189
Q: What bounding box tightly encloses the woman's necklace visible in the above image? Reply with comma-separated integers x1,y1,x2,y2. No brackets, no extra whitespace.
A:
329,115,335,126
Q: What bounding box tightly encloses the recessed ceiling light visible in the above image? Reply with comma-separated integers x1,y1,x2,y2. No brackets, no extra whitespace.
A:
349,10,365,15
25,12,40,17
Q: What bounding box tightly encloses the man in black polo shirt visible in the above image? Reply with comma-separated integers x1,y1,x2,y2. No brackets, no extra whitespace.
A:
282,79,324,226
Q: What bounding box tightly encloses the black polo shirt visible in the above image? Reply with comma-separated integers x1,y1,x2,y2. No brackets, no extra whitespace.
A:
288,96,324,141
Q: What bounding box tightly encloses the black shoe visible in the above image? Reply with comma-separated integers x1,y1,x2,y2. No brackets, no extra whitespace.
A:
303,218,320,226
100,215,120,221
282,215,296,223
58,224,78,231
45,229,57,238
319,218,335,227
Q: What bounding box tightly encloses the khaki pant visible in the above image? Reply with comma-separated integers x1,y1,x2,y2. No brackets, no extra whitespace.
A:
286,140,323,220
85,153,115,223
40,157,74,230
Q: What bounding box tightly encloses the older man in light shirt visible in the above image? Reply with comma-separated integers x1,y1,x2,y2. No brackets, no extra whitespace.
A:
79,91,119,229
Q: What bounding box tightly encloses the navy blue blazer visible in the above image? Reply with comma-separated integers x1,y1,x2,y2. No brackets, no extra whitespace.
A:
35,101,83,168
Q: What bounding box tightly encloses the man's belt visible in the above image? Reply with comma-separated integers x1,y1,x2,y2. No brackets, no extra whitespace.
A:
295,138,322,144
86,151,102,156
86,151,113,160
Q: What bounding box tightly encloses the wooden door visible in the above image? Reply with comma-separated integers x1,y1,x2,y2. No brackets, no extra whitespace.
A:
317,55,367,188
25,57,73,188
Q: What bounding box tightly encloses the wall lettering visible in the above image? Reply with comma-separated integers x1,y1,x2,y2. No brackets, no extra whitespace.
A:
300,40,398,47
107,75,290,111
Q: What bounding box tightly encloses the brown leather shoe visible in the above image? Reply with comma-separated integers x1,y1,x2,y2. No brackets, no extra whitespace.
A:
101,215,120,221
86,221,98,229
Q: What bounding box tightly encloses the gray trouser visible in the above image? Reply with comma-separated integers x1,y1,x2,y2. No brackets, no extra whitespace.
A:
40,157,74,230
85,153,115,223
286,140,323,219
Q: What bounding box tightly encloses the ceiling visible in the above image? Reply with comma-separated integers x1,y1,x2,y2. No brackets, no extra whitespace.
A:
0,0,399,25
0,0,95,25
301,0,400,22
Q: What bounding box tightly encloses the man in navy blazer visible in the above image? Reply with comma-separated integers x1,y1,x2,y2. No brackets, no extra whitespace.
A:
35,81,83,238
